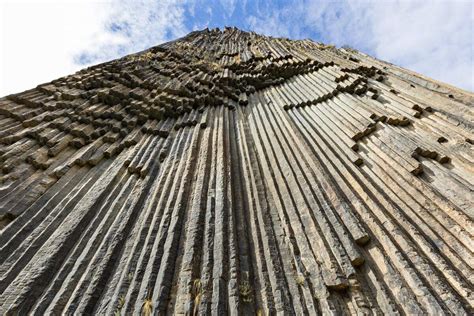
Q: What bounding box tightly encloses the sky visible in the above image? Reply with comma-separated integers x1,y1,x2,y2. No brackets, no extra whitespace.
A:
1,0,473,96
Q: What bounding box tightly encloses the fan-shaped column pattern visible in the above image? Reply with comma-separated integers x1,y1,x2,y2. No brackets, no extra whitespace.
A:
0,27,472,315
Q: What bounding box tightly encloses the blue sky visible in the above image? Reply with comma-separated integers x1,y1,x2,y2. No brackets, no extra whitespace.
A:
1,0,473,95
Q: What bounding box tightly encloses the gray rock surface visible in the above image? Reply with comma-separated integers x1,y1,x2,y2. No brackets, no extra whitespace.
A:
0,27,473,315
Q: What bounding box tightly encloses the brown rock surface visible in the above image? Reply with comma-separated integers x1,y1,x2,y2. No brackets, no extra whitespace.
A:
0,27,473,314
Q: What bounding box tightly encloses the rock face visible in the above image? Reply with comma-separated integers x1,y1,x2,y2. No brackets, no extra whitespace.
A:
0,27,473,315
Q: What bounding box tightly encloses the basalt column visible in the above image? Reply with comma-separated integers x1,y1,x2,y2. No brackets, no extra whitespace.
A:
0,27,473,315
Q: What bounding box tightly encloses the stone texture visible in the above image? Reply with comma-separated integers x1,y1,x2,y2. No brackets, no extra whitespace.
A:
0,27,473,315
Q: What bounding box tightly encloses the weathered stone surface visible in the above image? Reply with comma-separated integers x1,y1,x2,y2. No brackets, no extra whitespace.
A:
0,27,473,315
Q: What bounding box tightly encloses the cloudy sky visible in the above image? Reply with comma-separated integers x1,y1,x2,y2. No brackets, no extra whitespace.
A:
1,0,472,95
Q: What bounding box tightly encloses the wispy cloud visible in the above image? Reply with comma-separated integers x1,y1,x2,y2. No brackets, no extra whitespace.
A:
1,0,112,95
365,0,473,92
1,0,472,95
247,3,306,39
1,0,190,96
75,0,189,66
247,0,473,91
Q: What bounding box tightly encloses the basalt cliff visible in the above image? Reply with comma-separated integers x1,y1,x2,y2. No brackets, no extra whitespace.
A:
0,27,473,314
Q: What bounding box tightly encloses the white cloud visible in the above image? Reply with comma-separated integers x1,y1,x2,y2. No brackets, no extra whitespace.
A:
1,0,472,95
0,0,189,96
246,1,305,39
366,0,473,92
219,0,237,17
248,0,474,91
76,0,189,66
1,0,114,96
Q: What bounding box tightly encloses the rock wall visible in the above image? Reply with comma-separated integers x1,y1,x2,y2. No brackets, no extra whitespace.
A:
0,27,473,314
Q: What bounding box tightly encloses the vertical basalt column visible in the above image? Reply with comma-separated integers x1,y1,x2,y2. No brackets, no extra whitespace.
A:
0,27,472,315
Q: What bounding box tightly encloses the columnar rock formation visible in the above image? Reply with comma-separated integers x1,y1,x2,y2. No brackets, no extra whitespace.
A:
0,27,473,314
